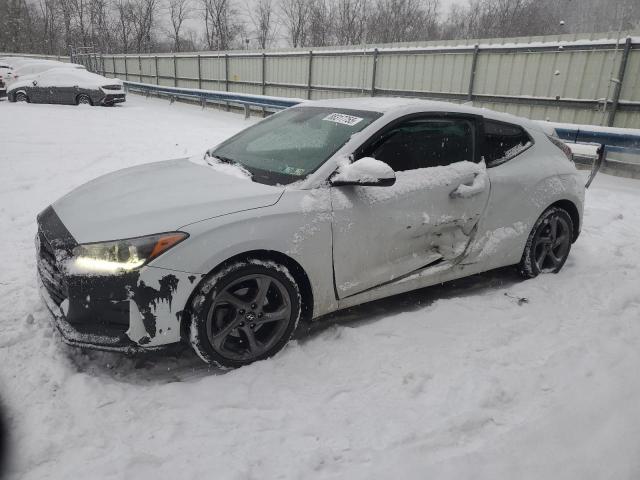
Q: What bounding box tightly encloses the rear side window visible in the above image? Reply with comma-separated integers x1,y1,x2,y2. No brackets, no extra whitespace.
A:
483,120,532,167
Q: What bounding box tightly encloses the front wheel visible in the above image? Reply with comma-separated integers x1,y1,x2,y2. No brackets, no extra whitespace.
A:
519,207,574,278
15,92,29,103
189,259,301,368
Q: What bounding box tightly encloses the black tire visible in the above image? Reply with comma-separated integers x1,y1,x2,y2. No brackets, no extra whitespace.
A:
76,94,92,106
518,207,574,278
189,259,301,368
15,92,28,103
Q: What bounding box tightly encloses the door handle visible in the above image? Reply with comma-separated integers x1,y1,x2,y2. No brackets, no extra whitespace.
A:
450,173,487,199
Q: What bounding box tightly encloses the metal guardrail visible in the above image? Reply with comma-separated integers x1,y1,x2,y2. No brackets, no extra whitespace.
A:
553,126,640,179
124,81,301,114
554,127,640,152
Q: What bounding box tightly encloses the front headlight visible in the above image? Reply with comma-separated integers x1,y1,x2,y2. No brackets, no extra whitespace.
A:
69,232,188,274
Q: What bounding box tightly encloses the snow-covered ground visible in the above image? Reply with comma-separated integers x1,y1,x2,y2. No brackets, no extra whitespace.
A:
1,95,640,480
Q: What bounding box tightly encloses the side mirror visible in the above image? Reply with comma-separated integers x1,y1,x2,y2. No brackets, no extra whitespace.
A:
32,80,37,86
330,157,396,187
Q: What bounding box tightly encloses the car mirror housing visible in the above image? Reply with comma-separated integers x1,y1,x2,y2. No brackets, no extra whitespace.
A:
330,157,396,187
32,80,37,86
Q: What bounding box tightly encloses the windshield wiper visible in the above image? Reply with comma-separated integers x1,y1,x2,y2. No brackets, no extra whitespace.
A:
205,153,255,181
205,152,236,165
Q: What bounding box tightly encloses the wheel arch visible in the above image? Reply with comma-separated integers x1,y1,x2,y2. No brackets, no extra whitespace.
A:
180,249,314,341
548,199,580,242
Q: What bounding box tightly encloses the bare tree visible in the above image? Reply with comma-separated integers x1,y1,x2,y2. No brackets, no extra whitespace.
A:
90,0,114,52
367,0,439,43
130,0,159,52
248,0,275,49
2,0,639,56
307,0,332,46
114,0,134,52
201,0,240,50
334,0,366,45
279,0,310,47
166,0,191,51
37,0,59,54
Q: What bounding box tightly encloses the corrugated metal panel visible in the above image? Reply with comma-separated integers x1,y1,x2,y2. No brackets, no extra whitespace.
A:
126,56,141,76
177,78,199,89
85,35,640,128
200,57,225,82
620,49,640,102
266,55,307,85
141,57,155,77
176,57,198,79
265,86,307,99
228,56,262,83
157,57,174,78
312,53,372,90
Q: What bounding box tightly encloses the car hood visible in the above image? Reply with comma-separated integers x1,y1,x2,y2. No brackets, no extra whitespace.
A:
52,158,284,243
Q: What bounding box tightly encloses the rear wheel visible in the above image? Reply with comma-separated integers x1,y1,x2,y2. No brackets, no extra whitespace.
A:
15,92,28,103
189,259,301,368
76,94,92,106
519,207,574,278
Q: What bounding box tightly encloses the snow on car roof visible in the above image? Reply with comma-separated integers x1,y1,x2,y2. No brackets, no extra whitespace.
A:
38,68,113,81
301,97,539,129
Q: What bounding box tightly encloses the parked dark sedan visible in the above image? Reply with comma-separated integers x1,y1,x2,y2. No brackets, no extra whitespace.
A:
7,68,125,106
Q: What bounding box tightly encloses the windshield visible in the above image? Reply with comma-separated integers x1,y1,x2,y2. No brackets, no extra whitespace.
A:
210,106,382,185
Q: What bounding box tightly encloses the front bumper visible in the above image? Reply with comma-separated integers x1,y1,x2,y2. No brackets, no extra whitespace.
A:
36,206,195,352
38,276,142,353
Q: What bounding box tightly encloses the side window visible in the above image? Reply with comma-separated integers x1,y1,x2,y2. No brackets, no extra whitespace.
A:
361,117,476,172
483,120,532,167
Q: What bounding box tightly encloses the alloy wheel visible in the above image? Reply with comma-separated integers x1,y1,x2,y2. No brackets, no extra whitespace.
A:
532,214,571,272
205,274,292,361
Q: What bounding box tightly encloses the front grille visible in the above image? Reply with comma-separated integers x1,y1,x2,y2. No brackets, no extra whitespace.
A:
102,85,122,91
37,230,69,305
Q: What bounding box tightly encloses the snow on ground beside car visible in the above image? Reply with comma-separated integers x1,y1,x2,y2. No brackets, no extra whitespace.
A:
1,95,640,480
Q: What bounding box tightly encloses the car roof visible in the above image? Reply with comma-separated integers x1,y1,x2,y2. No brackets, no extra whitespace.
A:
301,97,541,131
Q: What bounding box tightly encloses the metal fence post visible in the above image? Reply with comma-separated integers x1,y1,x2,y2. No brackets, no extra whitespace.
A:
173,55,178,87
155,56,159,85
101,54,105,76
197,54,202,90
138,55,142,82
468,44,480,101
224,54,230,110
261,52,266,96
124,56,128,81
370,48,378,96
224,53,230,91
607,37,632,127
307,50,313,100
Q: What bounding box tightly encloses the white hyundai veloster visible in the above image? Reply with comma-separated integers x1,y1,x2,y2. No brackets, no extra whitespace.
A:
36,98,584,367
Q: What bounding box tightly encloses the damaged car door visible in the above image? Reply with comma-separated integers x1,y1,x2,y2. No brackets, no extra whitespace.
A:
331,114,490,298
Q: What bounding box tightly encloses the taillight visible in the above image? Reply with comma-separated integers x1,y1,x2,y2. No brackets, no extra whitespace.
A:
547,135,574,163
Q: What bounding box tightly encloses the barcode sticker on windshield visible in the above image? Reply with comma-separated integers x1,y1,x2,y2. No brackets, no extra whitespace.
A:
322,113,363,126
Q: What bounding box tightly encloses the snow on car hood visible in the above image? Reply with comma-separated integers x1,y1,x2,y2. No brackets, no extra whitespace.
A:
52,158,284,243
